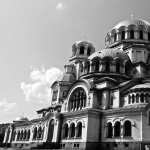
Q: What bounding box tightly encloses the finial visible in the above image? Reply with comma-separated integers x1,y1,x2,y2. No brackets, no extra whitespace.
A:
130,14,134,20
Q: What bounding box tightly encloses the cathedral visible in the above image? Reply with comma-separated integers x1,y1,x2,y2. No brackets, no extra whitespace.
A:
3,18,150,150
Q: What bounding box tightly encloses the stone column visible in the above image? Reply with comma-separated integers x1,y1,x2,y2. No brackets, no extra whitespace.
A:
3,128,8,143
117,32,121,41
112,126,115,138
120,125,124,138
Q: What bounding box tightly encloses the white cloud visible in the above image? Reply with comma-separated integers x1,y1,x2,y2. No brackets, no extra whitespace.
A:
0,98,16,112
56,2,65,10
21,67,63,103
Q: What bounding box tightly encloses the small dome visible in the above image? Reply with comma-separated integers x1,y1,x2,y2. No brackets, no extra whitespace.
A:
113,18,150,31
72,41,95,48
89,47,129,61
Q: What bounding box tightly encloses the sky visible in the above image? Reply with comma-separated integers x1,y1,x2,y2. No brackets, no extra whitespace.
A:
0,0,150,123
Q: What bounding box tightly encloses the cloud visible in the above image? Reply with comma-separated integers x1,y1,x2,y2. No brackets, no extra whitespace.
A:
21,67,63,103
56,2,65,10
0,98,16,112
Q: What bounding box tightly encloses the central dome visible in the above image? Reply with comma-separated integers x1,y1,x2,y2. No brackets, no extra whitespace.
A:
113,18,150,31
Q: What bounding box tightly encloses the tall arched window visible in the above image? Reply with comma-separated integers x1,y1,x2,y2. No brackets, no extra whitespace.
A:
63,124,69,139
27,130,30,140
121,31,125,40
145,93,149,103
128,95,131,104
105,61,110,72
68,87,87,112
47,119,55,142
87,47,91,56
38,126,42,139
139,31,143,40
12,131,16,141
130,30,134,39
107,122,113,138
140,93,144,103
114,33,117,42
136,94,140,103
70,123,75,138
76,122,82,138
114,122,121,137
116,61,120,73
124,120,132,137
80,46,84,55
23,130,27,140
85,61,90,73
132,94,135,103
94,59,99,72
33,127,37,140
17,131,20,141
148,32,150,41
20,130,23,140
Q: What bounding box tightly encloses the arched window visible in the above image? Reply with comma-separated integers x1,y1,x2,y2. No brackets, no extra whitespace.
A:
145,93,149,103
148,32,150,41
128,95,131,104
27,130,30,140
136,94,140,103
12,130,16,141
139,30,143,40
130,30,134,39
47,119,55,142
63,124,69,139
95,59,99,72
80,46,84,55
116,61,120,73
76,122,82,138
124,120,132,137
33,127,37,140
70,123,75,138
132,94,135,103
17,131,20,141
140,93,144,103
114,33,117,42
23,130,27,140
68,87,87,112
38,126,42,139
87,47,91,56
107,122,113,138
114,121,121,137
121,31,125,40
86,61,90,73
105,61,110,72
20,130,23,140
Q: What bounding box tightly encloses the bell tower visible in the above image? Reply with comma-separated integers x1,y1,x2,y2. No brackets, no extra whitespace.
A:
69,41,95,79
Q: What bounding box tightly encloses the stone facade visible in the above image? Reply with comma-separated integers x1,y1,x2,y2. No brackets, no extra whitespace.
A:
3,18,150,150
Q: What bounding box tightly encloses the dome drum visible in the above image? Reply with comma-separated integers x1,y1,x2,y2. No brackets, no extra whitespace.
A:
105,19,150,48
70,41,95,61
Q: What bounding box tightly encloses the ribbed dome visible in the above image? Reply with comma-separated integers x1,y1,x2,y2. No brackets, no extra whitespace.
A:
113,18,150,31
89,48,129,61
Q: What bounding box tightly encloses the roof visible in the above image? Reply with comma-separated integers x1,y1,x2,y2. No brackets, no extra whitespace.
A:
89,47,129,60
131,83,150,90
